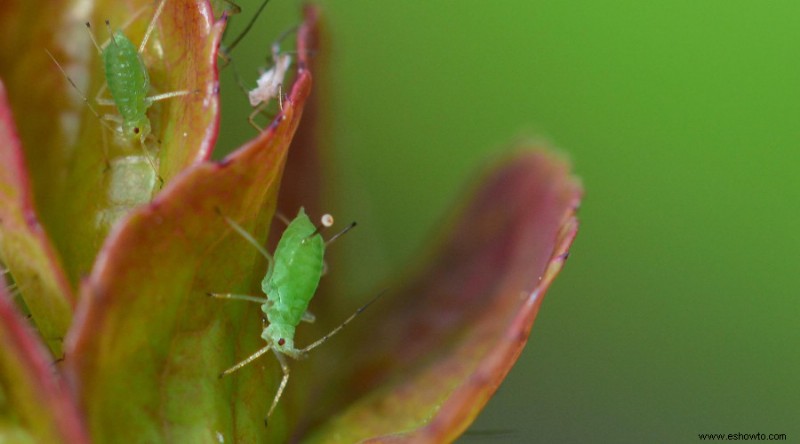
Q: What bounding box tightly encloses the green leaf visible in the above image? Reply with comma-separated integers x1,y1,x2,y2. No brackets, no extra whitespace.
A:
0,80,74,355
0,278,88,443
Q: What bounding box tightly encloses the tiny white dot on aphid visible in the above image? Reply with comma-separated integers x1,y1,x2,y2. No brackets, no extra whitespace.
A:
321,214,334,227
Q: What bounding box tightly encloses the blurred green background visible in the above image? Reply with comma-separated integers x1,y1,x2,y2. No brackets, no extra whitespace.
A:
218,1,800,441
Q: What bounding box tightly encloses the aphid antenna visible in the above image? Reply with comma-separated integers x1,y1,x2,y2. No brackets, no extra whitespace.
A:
325,221,357,246
84,22,104,54
303,213,336,242
103,21,120,48
221,0,272,60
300,289,386,354
269,25,299,57
45,50,115,134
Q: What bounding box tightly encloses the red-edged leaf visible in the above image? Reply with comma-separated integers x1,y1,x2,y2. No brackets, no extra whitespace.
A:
63,68,312,443
302,148,582,442
0,278,89,443
0,79,74,355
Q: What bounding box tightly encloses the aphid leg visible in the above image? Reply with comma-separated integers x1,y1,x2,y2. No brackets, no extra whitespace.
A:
94,84,115,107
301,291,385,354
137,139,163,188
219,344,272,378
266,350,290,424
146,89,200,104
274,212,292,227
217,209,276,274
206,292,270,305
138,0,168,54
229,58,251,96
301,311,316,323
220,0,272,64
248,102,268,131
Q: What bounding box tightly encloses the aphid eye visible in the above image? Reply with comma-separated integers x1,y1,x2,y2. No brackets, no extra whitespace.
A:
133,127,140,134
278,338,285,346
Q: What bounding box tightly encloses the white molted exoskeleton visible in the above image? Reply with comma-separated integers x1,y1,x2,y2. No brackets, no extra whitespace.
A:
248,53,292,107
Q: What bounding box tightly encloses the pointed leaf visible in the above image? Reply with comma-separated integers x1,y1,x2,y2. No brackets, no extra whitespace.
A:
0,278,89,443
64,69,313,443
0,79,74,355
303,148,582,442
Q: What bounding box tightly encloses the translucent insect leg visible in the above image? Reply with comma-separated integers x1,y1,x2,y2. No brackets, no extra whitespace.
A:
301,291,385,354
219,343,272,378
94,84,116,107
138,0,168,54
137,139,163,188
145,89,198,104
248,102,269,132
274,211,292,227
217,210,275,276
206,292,270,305
266,349,290,424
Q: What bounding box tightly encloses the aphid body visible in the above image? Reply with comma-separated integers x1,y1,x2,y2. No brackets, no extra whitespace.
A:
260,207,324,356
248,52,291,109
210,208,370,424
104,31,152,143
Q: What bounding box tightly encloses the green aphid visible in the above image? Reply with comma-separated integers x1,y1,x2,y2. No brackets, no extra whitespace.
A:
209,208,379,425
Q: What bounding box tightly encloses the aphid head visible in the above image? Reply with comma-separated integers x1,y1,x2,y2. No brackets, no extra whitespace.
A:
123,119,152,144
263,324,296,353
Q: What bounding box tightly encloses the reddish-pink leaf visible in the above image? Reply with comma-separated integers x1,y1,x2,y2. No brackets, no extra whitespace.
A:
302,148,582,442
0,79,74,355
0,278,88,443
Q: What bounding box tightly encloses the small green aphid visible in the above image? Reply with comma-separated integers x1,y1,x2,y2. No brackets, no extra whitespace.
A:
46,0,196,180
208,208,378,424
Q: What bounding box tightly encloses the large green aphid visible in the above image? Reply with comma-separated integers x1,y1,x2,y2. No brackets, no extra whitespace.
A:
47,0,195,180
209,208,377,424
